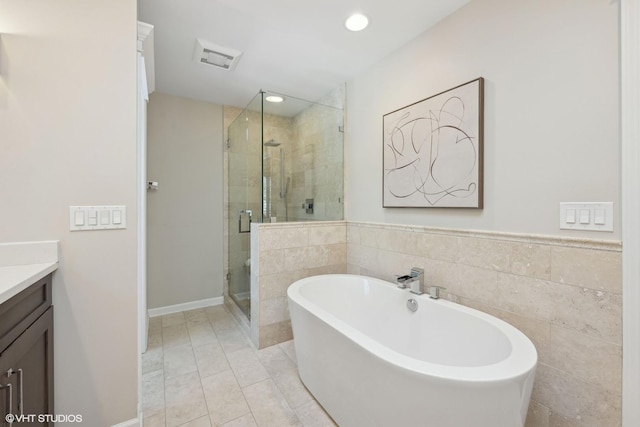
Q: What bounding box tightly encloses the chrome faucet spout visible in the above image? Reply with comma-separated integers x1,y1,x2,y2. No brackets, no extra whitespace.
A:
396,268,425,294
408,268,424,295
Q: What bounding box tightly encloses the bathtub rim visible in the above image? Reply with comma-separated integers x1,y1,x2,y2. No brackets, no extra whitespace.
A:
288,273,538,383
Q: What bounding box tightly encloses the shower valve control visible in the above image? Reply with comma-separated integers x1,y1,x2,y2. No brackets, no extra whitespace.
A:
302,199,314,214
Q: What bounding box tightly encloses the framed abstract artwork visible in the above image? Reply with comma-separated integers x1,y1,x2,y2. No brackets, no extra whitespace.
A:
383,77,484,208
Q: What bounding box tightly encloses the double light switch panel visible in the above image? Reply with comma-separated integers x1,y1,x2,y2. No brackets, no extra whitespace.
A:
559,202,613,232
69,206,127,231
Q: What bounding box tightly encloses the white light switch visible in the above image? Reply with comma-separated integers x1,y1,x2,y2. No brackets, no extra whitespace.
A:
560,202,613,232
565,209,576,224
100,210,110,225
74,210,85,226
70,206,127,231
579,209,590,224
88,210,98,226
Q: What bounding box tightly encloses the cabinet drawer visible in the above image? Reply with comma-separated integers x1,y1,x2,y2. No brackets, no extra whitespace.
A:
0,306,54,426
0,274,52,354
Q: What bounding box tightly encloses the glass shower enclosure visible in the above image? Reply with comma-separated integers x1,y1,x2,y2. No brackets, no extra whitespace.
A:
227,90,344,319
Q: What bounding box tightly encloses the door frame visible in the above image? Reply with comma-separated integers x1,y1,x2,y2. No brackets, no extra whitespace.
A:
621,0,640,425
136,21,153,422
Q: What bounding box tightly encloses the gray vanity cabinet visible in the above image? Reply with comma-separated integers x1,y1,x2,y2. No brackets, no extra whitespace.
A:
0,274,54,426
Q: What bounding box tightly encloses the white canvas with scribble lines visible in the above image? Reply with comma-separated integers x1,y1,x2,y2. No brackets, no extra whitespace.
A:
383,78,483,208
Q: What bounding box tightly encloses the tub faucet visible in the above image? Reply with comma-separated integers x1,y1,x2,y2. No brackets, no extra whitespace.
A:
428,285,446,300
396,268,424,295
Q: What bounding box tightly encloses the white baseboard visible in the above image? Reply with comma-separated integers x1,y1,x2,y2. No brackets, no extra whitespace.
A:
111,416,140,427
148,296,224,317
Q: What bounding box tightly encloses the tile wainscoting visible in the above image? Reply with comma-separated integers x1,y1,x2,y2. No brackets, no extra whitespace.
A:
249,220,622,426
250,221,347,349
347,221,622,427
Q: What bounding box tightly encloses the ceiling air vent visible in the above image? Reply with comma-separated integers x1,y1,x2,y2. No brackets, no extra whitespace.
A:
194,38,242,71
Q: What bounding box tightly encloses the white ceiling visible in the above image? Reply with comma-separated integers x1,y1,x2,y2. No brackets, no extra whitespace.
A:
138,0,472,111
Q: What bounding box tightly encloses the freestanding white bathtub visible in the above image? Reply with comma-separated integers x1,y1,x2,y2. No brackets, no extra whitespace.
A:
288,274,537,427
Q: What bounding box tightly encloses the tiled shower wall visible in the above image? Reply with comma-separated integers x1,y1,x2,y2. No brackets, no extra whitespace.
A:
252,220,622,427
288,89,344,222
346,221,622,427
250,221,347,348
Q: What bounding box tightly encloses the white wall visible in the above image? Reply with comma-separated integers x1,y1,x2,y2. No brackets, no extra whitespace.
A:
147,92,224,308
346,0,620,239
0,1,138,425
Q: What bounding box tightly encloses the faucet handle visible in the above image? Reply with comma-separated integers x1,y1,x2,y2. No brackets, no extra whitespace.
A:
428,285,446,300
396,275,412,289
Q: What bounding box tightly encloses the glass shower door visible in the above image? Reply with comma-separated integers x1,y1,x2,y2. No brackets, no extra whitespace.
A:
226,89,344,321
227,96,262,319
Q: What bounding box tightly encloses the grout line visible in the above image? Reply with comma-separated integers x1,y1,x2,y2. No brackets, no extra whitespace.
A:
279,341,297,366
161,367,167,427
238,381,260,426
149,308,327,427
185,326,208,426
206,307,255,426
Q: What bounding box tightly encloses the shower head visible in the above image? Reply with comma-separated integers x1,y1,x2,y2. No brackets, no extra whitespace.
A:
264,139,280,147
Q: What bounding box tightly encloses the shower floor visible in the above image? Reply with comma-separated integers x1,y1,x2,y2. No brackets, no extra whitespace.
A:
230,292,251,320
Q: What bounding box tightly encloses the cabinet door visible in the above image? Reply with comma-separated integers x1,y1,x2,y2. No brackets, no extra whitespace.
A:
0,307,53,427
0,274,52,355
0,365,16,427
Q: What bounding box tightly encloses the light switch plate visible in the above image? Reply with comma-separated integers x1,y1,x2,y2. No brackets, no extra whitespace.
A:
70,206,127,231
560,202,613,232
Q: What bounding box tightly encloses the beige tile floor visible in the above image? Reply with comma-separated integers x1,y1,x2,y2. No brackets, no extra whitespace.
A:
142,305,337,427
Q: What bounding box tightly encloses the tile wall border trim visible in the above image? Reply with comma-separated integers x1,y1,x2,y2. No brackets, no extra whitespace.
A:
254,220,347,230
255,220,621,251
348,221,622,252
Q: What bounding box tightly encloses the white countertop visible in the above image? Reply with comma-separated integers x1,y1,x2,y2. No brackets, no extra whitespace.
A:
0,262,58,304
0,241,59,305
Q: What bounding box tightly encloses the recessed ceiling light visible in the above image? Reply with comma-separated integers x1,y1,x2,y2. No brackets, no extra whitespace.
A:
265,95,284,103
345,13,369,32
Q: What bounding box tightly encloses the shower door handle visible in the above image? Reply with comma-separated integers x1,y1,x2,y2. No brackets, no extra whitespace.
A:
239,210,252,233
